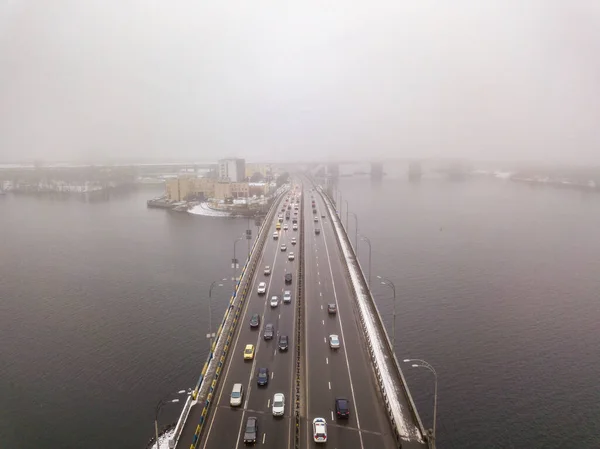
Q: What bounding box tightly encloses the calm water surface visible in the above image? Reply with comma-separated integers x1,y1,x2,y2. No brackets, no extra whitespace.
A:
1,178,599,449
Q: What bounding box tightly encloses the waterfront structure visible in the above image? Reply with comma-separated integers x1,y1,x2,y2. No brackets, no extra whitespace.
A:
218,158,246,182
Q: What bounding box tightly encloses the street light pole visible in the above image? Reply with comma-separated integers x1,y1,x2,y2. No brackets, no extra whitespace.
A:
348,211,358,250
344,199,349,230
232,236,243,288
208,279,226,348
403,359,438,449
154,390,188,449
377,276,396,353
359,234,371,287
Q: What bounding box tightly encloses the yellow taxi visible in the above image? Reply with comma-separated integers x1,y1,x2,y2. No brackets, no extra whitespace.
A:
276,223,281,230
243,344,255,360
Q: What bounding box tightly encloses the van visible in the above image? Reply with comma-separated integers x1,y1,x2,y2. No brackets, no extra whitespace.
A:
230,383,244,407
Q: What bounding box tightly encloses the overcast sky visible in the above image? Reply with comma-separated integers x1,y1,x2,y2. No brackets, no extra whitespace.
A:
0,1,599,164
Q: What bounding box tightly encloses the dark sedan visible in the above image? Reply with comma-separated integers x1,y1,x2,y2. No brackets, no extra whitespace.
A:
285,273,292,284
263,323,274,340
278,335,288,351
335,397,350,419
257,367,269,386
249,314,260,328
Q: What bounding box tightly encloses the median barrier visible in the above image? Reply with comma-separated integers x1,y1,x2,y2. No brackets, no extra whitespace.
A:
315,182,427,447
169,186,289,449
294,184,305,449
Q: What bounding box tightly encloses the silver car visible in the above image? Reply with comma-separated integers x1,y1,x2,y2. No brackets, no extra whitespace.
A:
230,383,243,407
283,290,292,303
272,393,285,416
329,334,340,349
270,296,279,308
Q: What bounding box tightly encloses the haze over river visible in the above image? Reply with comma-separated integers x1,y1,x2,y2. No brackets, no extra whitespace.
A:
1,173,599,449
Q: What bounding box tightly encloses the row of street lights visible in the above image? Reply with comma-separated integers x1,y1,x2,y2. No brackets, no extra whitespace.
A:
332,185,437,448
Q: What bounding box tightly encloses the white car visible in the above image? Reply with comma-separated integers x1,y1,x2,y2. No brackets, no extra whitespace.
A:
283,290,292,303
292,224,298,231
257,282,267,295
283,224,288,230
313,418,327,443
314,217,319,222
270,296,279,308
272,393,285,416
273,232,279,240
288,252,295,261
230,383,243,407
281,244,287,251
264,266,271,276
291,238,297,245
329,334,340,349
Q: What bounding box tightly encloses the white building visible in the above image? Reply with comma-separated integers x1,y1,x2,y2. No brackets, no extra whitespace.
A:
218,158,246,182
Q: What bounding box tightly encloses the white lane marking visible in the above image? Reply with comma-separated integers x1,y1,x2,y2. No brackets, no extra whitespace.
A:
318,271,320,276
271,371,274,379
321,304,323,310
328,381,331,390
233,212,285,449
279,314,281,319
322,320,325,325
320,292,322,297
320,199,366,449
326,357,328,365
267,398,271,408
262,433,266,444
318,281,321,285
331,410,334,421
324,337,326,343
204,204,282,449
274,349,277,356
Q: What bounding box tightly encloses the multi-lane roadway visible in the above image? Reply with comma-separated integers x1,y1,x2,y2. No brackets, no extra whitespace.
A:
302,185,398,449
196,185,301,449
186,181,402,449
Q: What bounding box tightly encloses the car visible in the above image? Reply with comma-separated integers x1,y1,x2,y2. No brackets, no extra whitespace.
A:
321,214,325,218
335,397,350,419
249,314,260,328
327,303,337,314
264,266,271,275
288,252,295,261
230,383,244,407
278,335,288,351
313,209,317,214
263,323,274,340
272,393,285,416
314,217,319,222
312,418,327,443
287,205,291,210
257,367,269,386
270,295,279,307
283,224,289,230
257,282,266,295
283,290,292,303
280,244,287,251
273,232,279,240
315,228,320,235
243,416,258,444
285,273,292,284
244,344,255,360
291,237,297,245
292,224,298,230
329,334,340,349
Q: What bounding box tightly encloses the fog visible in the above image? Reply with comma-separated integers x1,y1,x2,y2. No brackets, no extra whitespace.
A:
1,1,599,164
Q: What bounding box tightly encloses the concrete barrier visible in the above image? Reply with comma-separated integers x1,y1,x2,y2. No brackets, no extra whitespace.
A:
169,185,289,449
315,182,428,447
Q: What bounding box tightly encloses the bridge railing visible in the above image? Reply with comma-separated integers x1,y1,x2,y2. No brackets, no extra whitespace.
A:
168,185,289,449
315,183,428,447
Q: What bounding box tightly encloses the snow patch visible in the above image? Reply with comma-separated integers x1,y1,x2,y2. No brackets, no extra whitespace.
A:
321,189,425,444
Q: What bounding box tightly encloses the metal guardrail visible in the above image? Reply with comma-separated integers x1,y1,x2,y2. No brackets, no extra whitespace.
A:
167,187,288,449
315,182,428,447
294,184,305,449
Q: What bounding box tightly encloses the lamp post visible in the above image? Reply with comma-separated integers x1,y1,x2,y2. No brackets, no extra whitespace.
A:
359,234,371,287
207,279,226,348
344,199,349,229
232,236,243,287
348,211,358,250
377,276,396,353
403,359,438,449
154,389,190,449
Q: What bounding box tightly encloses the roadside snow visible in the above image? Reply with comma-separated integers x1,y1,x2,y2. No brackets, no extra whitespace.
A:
321,189,424,443
188,202,231,217
151,428,175,449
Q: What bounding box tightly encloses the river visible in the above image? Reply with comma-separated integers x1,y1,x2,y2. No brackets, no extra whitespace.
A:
1,176,599,449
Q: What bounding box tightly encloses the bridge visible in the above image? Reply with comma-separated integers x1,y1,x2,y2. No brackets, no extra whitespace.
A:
165,177,430,449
